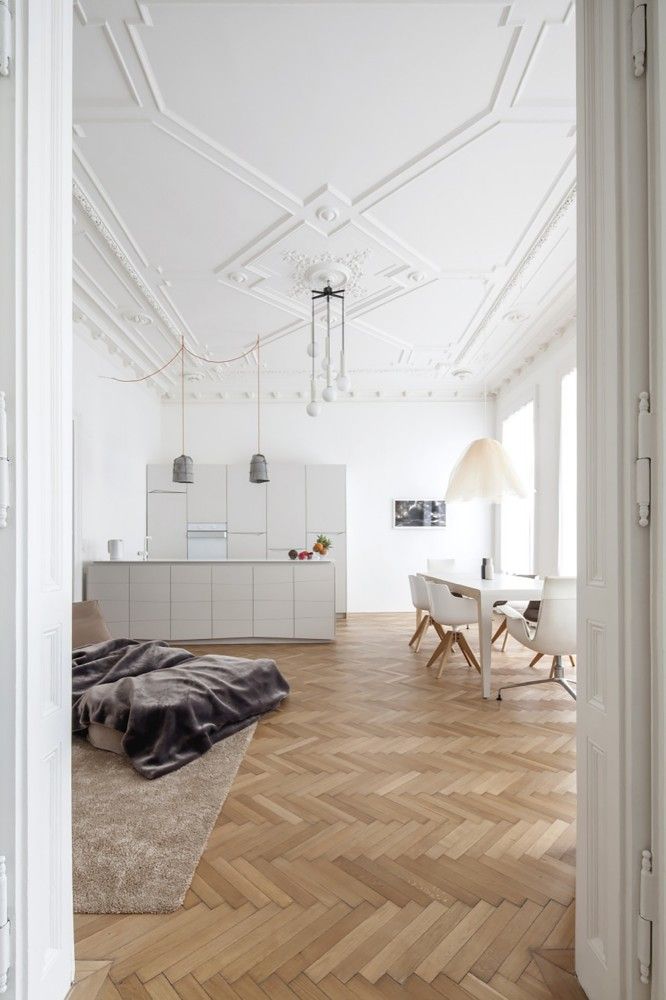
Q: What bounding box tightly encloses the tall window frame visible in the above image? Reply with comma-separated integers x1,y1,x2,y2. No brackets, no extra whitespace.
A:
499,398,536,575
558,368,577,575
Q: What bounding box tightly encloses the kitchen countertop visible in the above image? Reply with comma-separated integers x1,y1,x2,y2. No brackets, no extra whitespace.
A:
89,558,333,564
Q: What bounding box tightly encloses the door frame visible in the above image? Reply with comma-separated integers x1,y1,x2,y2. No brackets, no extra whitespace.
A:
0,2,75,998
576,1,652,998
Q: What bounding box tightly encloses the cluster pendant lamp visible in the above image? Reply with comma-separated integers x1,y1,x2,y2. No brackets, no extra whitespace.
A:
249,337,269,483
307,282,349,417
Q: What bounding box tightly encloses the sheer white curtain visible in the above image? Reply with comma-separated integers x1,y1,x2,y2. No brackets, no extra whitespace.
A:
500,400,535,574
558,369,577,575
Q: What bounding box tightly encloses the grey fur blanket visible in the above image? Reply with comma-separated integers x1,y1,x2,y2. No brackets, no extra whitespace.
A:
72,638,289,779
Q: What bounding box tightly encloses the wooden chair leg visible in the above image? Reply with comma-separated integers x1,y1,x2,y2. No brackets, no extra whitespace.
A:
569,655,576,668
456,635,474,670
529,652,543,669
413,616,431,653
501,628,509,652
492,619,507,644
436,632,454,679
457,632,481,674
426,633,450,669
409,614,429,649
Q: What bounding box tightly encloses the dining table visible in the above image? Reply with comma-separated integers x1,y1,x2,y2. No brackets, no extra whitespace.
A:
424,571,544,698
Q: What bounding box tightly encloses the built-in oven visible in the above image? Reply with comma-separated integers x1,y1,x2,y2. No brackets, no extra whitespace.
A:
186,523,228,560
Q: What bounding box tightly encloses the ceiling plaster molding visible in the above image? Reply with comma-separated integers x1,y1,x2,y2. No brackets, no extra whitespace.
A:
492,311,576,395
284,249,370,299
73,178,186,350
453,181,576,365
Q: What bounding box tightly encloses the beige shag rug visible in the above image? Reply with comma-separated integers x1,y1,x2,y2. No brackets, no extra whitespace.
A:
72,725,255,914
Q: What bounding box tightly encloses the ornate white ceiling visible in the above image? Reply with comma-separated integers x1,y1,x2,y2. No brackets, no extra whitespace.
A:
72,0,576,402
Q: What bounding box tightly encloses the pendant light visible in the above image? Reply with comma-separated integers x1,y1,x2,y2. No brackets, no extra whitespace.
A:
306,282,348,414
306,295,321,416
446,381,525,502
249,336,269,483
172,337,194,484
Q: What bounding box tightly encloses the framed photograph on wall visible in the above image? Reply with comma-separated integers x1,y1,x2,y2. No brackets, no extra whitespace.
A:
393,499,446,528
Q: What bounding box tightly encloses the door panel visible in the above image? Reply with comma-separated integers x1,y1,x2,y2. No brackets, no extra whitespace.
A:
147,492,187,558
267,463,306,550
0,4,75,997
576,3,652,997
227,464,267,533
306,465,346,533
187,464,227,522
227,533,267,559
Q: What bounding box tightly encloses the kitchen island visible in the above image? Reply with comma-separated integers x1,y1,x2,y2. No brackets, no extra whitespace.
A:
85,559,335,642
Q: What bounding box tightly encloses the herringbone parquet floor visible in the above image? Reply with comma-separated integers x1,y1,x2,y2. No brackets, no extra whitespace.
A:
75,613,584,1000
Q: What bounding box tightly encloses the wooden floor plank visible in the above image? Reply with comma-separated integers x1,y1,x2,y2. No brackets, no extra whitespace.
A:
75,614,581,999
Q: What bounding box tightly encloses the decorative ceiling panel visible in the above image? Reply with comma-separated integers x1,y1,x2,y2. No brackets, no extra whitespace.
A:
72,0,577,403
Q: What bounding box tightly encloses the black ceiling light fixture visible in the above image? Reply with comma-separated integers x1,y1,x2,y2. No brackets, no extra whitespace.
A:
306,282,349,416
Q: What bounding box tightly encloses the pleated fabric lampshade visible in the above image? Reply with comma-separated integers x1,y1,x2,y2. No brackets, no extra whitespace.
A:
445,438,527,502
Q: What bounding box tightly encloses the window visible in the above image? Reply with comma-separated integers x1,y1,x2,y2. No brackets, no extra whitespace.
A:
558,369,577,575
500,400,535,574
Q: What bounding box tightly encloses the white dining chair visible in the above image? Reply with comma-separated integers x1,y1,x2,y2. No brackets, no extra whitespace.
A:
496,576,576,700
425,581,480,678
408,574,441,651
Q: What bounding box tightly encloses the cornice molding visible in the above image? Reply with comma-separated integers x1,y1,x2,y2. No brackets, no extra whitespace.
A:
73,179,185,349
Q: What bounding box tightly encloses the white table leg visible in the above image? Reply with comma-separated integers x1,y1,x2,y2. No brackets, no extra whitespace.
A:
478,594,493,699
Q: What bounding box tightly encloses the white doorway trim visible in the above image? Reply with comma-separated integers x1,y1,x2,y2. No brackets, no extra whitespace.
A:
575,1,652,998
0,2,75,999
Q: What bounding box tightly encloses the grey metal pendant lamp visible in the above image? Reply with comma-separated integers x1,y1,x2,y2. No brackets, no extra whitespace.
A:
173,337,194,484
249,335,269,483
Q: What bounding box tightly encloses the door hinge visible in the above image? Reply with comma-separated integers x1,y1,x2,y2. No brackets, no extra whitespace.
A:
0,0,10,78
633,0,647,77
637,392,653,527
0,857,9,994
638,850,656,984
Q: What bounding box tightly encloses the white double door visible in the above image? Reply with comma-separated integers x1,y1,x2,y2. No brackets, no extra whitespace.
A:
0,3,75,999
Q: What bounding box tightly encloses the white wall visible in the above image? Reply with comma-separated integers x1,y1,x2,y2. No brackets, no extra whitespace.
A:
495,328,576,576
73,326,162,597
159,399,493,612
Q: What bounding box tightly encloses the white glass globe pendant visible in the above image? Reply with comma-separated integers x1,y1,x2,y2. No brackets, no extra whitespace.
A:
336,349,351,393
306,303,320,416
308,280,347,410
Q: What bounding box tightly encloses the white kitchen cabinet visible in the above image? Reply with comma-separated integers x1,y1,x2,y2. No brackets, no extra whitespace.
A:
227,532,267,559
227,463,267,532
147,463,186,493
147,492,187,558
187,465,227,523
308,532,346,613
267,464,306,550
306,465,346,533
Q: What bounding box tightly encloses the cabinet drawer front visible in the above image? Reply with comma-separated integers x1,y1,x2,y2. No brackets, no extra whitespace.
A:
213,619,253,638
170,582,211,603
212,582,252,602
87,563,129,583
86,582,130,602
254,619,294,639
96,599,130,622
295,618,335,640
130,582,170,602
130,563,171,583
129,621,170,640
254,581,293,602
171,563,212,584
295,600,335,620
253,599,293,619
130,601,171,620
212,600,253,621
294,579,334,602
253,563,293,584
212,564,253,585
293,563,334,583
171,621,213,640
106,621,129,639
170,602,212,621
